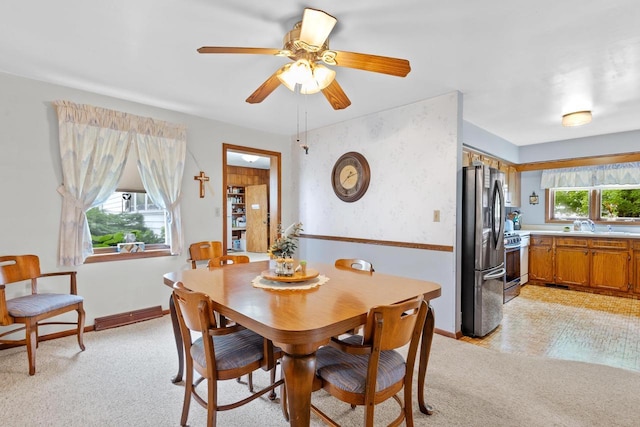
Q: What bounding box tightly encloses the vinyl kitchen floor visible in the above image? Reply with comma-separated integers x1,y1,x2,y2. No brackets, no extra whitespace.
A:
459,285,640,372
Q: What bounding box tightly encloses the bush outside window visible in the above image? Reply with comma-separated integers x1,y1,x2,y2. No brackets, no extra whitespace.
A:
87,191,168,250
548,186,640,223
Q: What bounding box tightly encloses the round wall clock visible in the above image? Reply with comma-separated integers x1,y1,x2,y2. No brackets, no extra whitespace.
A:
331,152,371,202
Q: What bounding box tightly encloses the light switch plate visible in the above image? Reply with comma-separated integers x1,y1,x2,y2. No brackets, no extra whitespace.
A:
433,210,440,222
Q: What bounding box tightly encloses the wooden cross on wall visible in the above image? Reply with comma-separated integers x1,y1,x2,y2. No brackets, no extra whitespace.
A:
194,171,210,198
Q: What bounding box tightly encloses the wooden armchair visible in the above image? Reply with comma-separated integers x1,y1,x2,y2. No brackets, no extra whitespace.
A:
334,258,375,273
187,241,223,269
310,296,428,426
0,254,85,375
207,255,250,268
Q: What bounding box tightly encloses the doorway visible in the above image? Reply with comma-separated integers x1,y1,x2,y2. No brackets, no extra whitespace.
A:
222,143,281,257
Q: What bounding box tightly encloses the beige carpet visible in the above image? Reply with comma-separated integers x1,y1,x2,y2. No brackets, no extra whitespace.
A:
1,316,638,426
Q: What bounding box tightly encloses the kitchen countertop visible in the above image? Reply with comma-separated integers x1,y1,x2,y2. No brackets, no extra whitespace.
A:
520,229,640,239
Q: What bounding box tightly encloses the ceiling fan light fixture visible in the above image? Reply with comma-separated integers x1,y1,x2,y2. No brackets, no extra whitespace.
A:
299,8,337,50
562,110,592,127
300,64,336,94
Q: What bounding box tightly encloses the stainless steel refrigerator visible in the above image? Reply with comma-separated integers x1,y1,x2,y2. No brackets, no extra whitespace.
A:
461,164,506,337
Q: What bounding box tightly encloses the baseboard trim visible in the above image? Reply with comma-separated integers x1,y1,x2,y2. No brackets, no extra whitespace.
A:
94,306,163,331
435,328,459,339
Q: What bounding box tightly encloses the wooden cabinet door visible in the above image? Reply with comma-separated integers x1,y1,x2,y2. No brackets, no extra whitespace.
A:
529,244,554,283
590,249,630,292
245,184,268,252
555,246,590,286
633,251,640,295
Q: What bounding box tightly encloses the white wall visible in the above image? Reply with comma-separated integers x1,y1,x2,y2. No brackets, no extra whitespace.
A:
0,72,292,328
296,92,462,334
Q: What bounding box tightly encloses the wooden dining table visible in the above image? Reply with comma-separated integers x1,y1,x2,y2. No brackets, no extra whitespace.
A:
163,260,441,426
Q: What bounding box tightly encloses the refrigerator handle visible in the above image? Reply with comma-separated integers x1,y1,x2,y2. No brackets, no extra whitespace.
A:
483,267,506,280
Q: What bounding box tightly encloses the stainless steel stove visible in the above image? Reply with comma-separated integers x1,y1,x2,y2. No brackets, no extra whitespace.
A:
504,231,522,302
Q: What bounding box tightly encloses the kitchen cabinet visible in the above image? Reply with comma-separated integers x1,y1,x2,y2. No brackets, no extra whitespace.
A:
555,237,589,286
529,236,554,283
528,234,634,296
589,239,630,292
633,241,640,294
505,166,521,207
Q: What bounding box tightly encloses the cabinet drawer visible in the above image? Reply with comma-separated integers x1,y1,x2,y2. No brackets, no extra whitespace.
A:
589,239,629,249
556,237,588,247
530,236,553,246
632,241,640,250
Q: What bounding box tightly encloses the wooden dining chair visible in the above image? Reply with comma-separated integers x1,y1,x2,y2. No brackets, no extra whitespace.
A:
309,296,428,427
334,258,375,273
187,241,223,269
0,254,85,375
172,282,284,427
334,258,375,335
207,255,250,268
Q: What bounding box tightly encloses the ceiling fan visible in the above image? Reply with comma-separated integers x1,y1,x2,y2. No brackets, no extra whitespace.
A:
197,8,411,110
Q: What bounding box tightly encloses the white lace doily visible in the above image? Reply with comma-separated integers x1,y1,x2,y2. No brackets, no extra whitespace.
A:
251,275,330,291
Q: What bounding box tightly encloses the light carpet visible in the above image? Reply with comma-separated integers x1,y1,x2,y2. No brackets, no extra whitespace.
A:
1,316,638,426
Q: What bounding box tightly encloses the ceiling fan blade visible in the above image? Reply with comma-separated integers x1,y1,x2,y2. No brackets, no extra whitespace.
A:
330,50,411,77
299,8,337,49
321,80,351,110
197,46,282,55
246,70,282,104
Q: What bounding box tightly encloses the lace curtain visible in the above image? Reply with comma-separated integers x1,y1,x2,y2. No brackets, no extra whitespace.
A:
134,119,186,256
540,162,640,188
54,101,186,266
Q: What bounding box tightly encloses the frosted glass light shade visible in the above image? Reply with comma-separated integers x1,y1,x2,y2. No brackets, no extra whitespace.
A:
562,111,592,127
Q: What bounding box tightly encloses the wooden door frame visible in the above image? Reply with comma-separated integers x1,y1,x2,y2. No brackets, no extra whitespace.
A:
222,143,281,255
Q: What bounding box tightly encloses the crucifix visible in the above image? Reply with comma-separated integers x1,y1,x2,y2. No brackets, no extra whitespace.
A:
194,171,210,198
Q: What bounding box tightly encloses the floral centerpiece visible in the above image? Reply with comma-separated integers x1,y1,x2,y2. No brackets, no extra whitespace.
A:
268,222,303,259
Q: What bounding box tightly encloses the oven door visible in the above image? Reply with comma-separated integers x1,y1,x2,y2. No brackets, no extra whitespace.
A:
504,245,521,302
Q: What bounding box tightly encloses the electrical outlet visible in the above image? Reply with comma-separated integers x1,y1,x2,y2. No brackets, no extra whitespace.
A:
433,210,440,222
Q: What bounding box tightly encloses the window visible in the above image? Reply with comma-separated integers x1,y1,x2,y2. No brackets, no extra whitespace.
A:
87,192,167,249
548,186,640,223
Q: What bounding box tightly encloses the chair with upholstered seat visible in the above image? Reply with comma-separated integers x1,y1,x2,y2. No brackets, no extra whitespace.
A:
0,254,85,375
187,241,223,269
207,255,250,268
309,296,428,427
334,258,375,273
172,282,284,427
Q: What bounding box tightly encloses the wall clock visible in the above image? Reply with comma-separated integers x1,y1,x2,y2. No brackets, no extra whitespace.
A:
331,152,370,202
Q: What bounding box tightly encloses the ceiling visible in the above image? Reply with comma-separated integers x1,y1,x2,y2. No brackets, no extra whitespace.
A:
1,1,639,146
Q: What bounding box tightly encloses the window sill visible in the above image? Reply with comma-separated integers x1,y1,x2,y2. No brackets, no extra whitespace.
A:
84,248,173,264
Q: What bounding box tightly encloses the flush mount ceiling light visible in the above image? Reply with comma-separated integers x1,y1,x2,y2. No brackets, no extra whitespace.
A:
562,110,592,127
241,154,259,163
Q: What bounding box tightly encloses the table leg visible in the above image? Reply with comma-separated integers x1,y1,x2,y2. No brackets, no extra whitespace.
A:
169,294,184,384
418,304,435,415
282,352,316,427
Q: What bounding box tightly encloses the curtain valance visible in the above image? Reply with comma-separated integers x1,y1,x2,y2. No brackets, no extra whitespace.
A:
540,162,640,188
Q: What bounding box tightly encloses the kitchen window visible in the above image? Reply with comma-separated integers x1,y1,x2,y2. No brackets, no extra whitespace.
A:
547,186,640,223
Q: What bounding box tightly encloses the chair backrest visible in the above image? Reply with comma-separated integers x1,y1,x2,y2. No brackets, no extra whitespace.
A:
172,281,218,334
362,296,427,351
0,255,41,286
187,241,223,269
208,255,250,268
334,258,375,273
